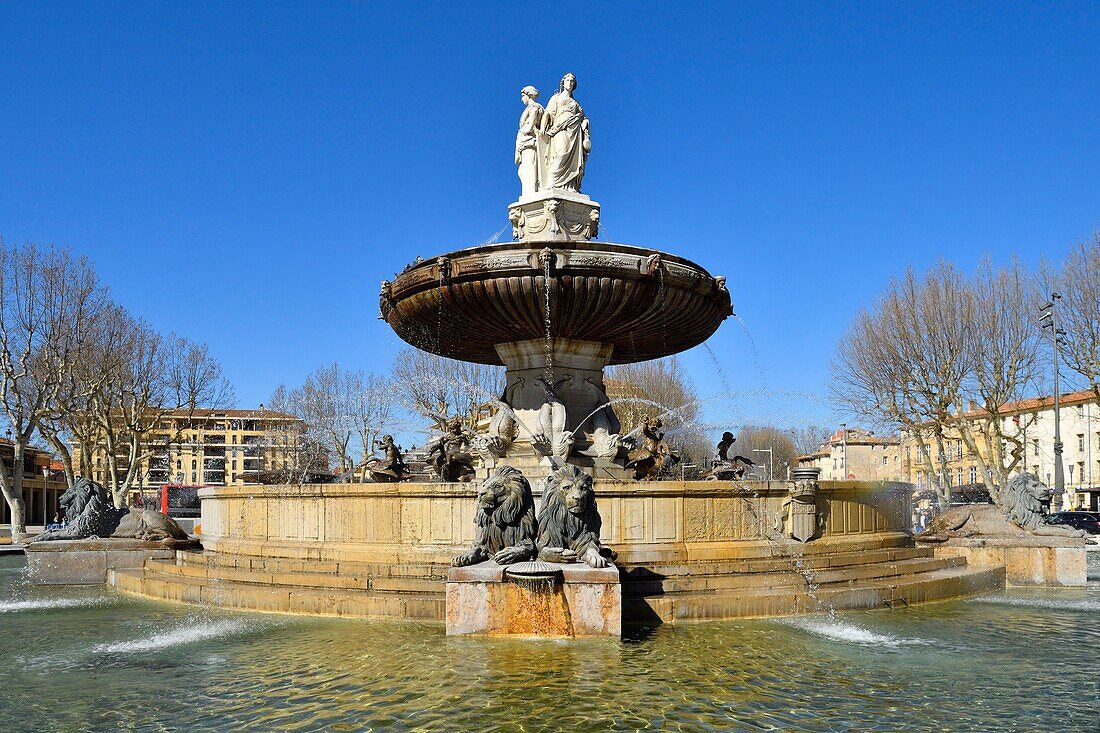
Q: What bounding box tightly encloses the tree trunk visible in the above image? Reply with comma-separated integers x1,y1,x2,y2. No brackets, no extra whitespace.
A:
0,444,28,535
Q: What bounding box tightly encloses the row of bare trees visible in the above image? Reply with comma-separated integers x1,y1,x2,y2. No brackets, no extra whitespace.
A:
831,235,1099,506
268,364,398,480
0,241,232,532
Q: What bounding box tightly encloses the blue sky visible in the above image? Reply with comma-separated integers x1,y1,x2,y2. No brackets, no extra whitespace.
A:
2,2,1098,435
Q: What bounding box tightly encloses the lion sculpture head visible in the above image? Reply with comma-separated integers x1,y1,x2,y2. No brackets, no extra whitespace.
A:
452,466,537,567
536,464,614,568
1001,472,1052,532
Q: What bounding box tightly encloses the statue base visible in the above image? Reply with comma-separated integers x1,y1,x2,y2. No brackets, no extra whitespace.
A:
508,189,600,242
475,337,631,480
26,538,198,585
446,560,621,637
917,536,1088,587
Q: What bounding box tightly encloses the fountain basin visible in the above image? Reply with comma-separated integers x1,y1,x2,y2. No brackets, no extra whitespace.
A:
108,480,1005,621
381,241,732,365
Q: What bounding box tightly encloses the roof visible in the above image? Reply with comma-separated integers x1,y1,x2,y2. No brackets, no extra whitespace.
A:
158,408,301,421
821,428,900,448
964,388,1098,418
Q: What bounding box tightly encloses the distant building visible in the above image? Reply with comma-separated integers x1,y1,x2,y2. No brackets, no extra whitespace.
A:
1,439,67,527
900,389,1100,511
71,408,318,492
797,427,902,481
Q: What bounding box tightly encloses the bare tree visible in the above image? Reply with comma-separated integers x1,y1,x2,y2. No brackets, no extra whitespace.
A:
953,258,1042,497
0,242,106,534
269,365,398,482
833,258,1044,507
263,385,330,485
391,348,503,432
89,314,235,508
607,357,710,466
349,371,397,479
832,262,970,506
791,425,832,457
731,426,800,480
1048,234,1100,399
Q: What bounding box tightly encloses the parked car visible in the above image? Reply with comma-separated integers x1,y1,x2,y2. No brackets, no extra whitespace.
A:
1043,511,1100,534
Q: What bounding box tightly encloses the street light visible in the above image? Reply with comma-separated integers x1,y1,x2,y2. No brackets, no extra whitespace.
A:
752,448,773,481
839,423,848,480
1039,294,1066,506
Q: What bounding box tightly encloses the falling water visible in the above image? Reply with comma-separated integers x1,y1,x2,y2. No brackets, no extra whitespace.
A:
702,343,732,397
734,314,766,391
543,253,554,389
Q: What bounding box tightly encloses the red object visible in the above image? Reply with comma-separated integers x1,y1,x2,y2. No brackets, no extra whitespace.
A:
160,483,204,514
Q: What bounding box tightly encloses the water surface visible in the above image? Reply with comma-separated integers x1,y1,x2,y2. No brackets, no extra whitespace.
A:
1,554,1097,732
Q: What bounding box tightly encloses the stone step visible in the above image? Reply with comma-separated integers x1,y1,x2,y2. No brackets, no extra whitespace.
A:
627,565,1005,622
622,555,967,596
613,532,916,564
174,551,448,580
629,546,933,579
144,558,443,594
109,568,444,620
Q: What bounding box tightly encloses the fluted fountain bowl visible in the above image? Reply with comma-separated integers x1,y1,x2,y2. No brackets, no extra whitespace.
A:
380,241,733,365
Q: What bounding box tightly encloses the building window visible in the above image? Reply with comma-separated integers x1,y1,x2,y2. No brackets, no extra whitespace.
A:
956,441,963,459
191,459,197,470
1078,434,1085,452
882,456,888,466
1033,439,1039,457
956,468,963,486
969,466,977,484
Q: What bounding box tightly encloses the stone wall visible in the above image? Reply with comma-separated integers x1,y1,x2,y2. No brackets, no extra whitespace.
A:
198,480,913,564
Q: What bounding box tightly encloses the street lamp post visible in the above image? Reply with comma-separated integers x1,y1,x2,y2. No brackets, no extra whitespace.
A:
752,448,773,481
839,423,848,480
1039,295,1066,505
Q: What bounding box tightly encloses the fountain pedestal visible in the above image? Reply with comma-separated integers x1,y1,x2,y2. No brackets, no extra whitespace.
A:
476,337,633,481
446,560,621,637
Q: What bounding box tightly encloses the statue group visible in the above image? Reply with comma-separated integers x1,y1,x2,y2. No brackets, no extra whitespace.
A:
515,73,592,197
452,464,615,569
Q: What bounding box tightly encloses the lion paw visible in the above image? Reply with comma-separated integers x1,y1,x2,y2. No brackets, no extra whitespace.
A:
492,546,530,565
581,547,609,568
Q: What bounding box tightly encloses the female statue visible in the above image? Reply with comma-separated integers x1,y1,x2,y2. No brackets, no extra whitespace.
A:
540,73,591,192
515,86,545,197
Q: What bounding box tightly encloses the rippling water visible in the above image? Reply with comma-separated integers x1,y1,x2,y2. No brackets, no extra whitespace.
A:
0,554,1097,732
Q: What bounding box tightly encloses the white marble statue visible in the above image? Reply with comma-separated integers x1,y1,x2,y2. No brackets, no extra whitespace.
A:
515,86,545,197
540,73,590,192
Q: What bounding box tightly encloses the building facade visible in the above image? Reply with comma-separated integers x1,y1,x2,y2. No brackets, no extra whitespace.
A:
900,389,1100,511
797,428,902,481
1,439,68,527
71,408,313,491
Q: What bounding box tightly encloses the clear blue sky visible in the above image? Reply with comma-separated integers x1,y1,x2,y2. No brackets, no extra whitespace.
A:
2,2,1097,434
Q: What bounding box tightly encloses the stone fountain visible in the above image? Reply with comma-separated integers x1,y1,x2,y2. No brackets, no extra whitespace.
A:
106,74,1009,633
380,72,732,480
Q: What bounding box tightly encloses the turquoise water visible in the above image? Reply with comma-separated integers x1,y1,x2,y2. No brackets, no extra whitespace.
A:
0,554,1097,732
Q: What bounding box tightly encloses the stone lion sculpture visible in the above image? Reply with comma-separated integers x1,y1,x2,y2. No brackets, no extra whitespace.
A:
452,466,538,566
31,478,192,544
918,473,1087,542
536,464,616,568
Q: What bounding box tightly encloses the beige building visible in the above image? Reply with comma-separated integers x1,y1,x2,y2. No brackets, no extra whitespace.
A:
797,428,902,481
72,408,312,491
900,389,1100,511
1,439,67,527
